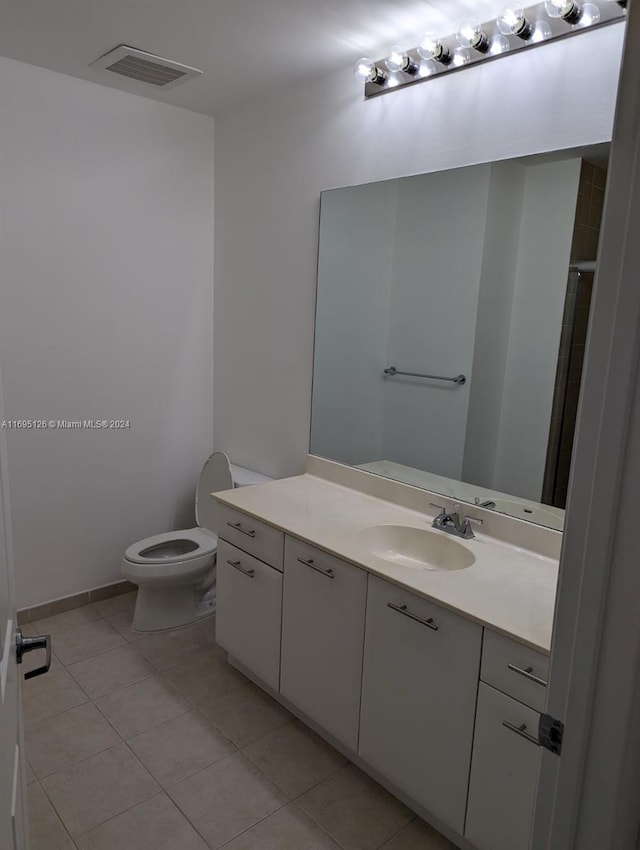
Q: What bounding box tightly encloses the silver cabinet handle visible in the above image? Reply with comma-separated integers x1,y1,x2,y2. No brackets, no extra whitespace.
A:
507,663,548,687
227,559,255,578
502,720,539,746
227,521,256,538
387,602,438,631
296,557,334,579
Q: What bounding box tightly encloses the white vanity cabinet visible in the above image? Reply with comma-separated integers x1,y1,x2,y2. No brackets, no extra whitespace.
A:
464,631,547,850
358,575,483,835
215,538,283,691
214,501,550,850
280,536,367,750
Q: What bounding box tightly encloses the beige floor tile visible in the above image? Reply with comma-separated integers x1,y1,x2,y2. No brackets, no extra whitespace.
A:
220,803,341,850
297,765,414,850
76,792,208,850
164,648,247,704
134,620,216,671
54,619,126,665
29,604,101,638
199,682,292,748
128,710,235,787
103,611,141,643
42,743,160,837
378,818,456,850
23,668,89,728
28,782,74,850
168,751,287,848
26,702,121,779
92,591,137,619
244,720,347,798
67,645,155,698
95,675,189,738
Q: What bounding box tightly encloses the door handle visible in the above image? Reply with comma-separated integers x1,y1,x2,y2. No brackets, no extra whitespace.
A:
15,627,51,680
296,557,334,579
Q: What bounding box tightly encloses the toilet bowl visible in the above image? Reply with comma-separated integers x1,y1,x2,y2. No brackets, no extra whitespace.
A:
121,452,272,632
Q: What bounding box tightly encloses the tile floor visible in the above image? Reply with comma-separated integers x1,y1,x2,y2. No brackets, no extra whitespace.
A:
23,592,455,850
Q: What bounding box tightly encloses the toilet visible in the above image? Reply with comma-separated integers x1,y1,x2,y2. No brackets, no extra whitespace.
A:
122,451,272,632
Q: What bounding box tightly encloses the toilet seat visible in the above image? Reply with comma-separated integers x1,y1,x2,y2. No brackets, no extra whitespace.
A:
122,452,270,632
124,527,217,565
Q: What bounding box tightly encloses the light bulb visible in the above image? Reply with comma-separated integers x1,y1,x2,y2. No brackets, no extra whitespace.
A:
418,59,438,78
489,34,510,54
385,46,418,75
544,0,584,22
497,6,534,38
353,57,386,85
578,2,601,24
457,19,490,52
531,20,552,41
452,47,471,67
417,32,452,65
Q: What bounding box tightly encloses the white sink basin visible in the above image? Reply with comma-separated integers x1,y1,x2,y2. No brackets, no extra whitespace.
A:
359,525,476,572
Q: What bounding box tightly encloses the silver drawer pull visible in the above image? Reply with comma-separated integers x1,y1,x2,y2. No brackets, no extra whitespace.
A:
227,521,256,538
387,602,438,631
507,663,548,687
502,720,539,746
227,559,255,578
297,557,334,579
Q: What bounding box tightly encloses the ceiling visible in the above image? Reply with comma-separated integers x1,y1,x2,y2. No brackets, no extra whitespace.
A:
0,0,509,115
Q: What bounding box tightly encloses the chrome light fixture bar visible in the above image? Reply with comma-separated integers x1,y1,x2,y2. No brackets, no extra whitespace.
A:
357,0,625,99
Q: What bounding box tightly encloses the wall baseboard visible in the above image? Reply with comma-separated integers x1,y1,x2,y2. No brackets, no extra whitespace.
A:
17,580,137,625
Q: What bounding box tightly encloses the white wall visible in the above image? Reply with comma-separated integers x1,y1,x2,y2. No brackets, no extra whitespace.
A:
462,160,525,488
381,167,490,478
310,180,396,465
214,25,624,481
0,58,215,608
493,158,582,500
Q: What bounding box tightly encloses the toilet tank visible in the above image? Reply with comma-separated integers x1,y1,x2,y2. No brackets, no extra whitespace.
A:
230,464,274,488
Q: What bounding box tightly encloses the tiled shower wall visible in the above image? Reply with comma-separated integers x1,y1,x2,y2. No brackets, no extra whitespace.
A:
542,159,607,508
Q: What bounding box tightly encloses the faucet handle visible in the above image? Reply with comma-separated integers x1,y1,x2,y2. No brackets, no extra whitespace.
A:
430,502,447,516
457,513,483,539
464,513,483,526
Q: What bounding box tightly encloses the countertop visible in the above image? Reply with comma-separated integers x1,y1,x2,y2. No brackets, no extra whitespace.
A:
213,474,558,654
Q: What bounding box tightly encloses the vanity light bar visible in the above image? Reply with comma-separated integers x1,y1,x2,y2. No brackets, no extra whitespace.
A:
357,0,625,99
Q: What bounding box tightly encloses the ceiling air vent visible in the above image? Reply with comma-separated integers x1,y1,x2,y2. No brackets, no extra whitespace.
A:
90,45,202,89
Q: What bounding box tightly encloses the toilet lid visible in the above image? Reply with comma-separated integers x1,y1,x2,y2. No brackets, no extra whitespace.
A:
195,451,233,531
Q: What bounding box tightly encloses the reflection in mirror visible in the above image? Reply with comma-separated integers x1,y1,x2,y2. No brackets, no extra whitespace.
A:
310,146,609,530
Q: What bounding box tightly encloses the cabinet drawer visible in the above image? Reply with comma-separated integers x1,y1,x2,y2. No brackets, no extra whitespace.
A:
216,504,284,570
281,537,367,750
359,576,482,834
215,540,283,691
465,682,541,850
482,629,549,712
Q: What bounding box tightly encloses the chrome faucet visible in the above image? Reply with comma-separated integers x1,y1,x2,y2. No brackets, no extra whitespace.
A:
474,497,496,509
430,503,482,540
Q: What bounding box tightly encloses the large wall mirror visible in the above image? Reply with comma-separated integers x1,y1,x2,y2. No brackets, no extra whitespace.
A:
310,145,609,531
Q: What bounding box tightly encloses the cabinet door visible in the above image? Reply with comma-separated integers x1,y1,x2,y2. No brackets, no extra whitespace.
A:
215,540,283,691
465,682,541,850
280,537,367,750
358,575,482,834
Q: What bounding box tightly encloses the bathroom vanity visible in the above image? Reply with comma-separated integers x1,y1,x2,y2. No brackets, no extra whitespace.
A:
212,460,558,850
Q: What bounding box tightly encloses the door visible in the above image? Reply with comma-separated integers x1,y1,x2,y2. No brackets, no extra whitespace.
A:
215,539,283,691
531,7,640,849
466,683,541,850
280,537,367,750
358,575,482,835
0,375,28,848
